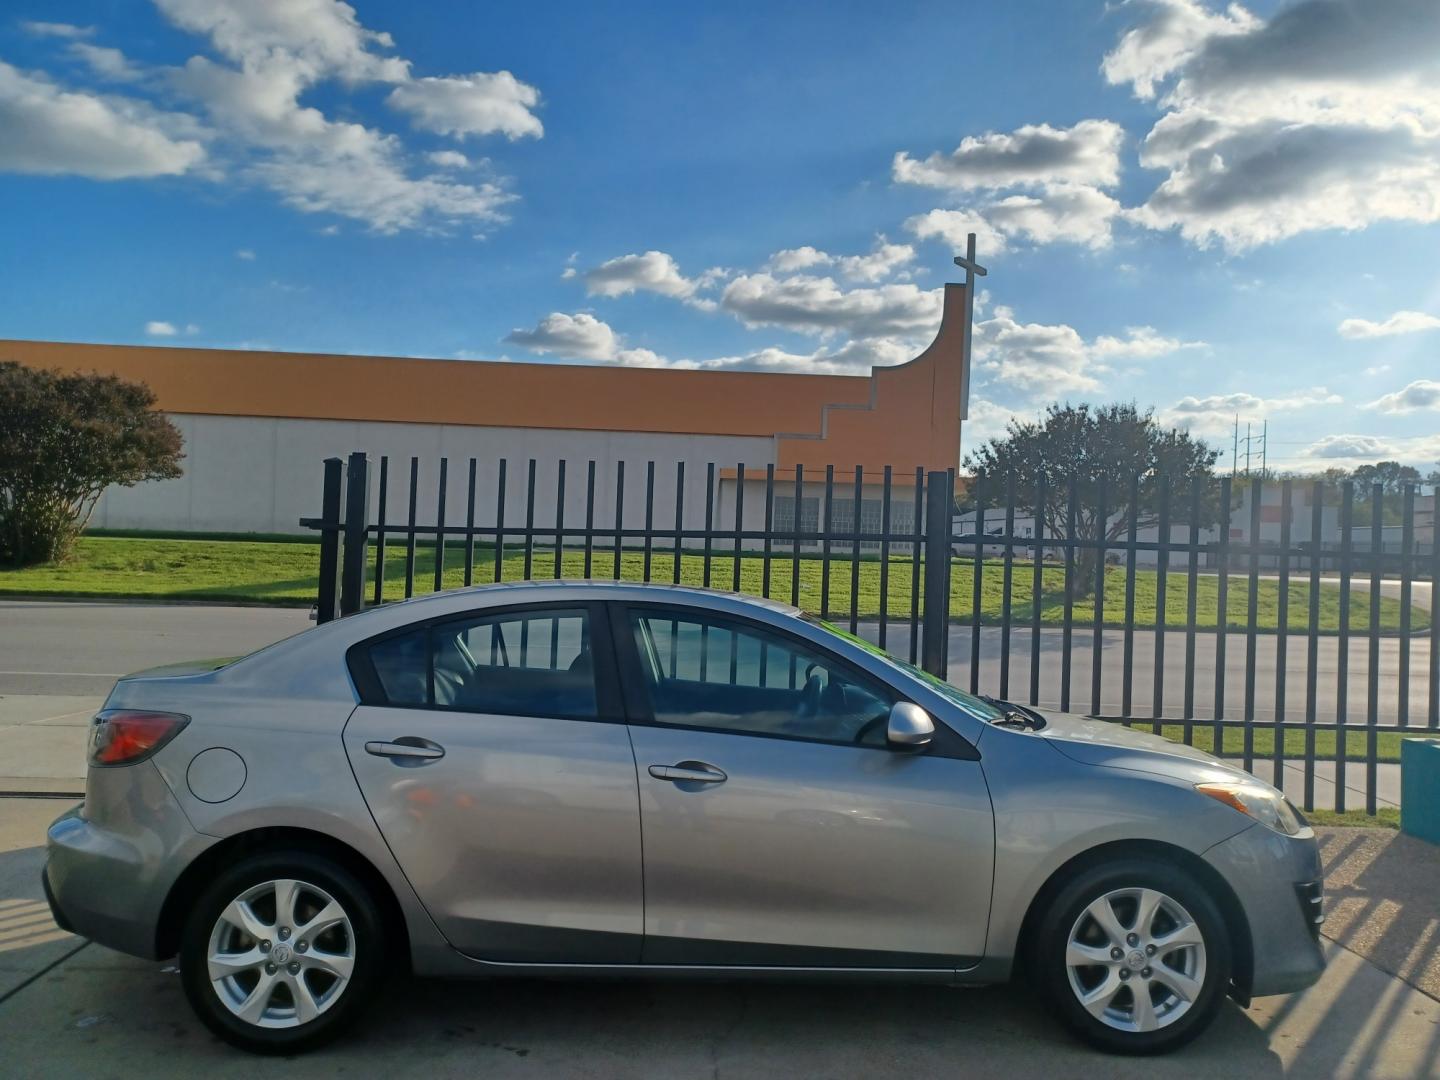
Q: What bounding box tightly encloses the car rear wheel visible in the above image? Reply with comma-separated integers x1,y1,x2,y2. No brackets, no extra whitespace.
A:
180,851,385,1054
1031,858,1231,1055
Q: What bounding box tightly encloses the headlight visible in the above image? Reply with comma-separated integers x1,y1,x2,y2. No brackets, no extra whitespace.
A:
1195,781,1307,836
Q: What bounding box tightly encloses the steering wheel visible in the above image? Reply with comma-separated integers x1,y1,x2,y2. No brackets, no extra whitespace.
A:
852,712,888,745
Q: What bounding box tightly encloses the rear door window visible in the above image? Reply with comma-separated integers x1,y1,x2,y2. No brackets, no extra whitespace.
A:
362,607,598,719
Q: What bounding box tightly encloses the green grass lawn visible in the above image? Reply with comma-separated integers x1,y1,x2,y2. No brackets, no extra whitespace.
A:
1302,807,1399,829
1124,722,1408,764
0,534,1428,634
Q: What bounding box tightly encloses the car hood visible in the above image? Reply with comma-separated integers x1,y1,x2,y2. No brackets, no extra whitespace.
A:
1026,709,1255,786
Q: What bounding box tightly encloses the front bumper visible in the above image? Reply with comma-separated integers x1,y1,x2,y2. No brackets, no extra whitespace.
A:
1205,822,1326,998
44,761,215,959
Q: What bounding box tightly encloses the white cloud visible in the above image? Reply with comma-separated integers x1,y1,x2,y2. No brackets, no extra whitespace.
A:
1337,310,1440,339
1091,325,1204,359
582,250,699,300
144,321,198,337
762,238,916,282
1363,379,1440,414
0,61,205,179
903,209,1010,255
766,246,831,273
694,337,918,375
961,397,1030,449
893,119,1124,191
154,0,410,83
1295,432,1440,467
1100,0,1258,100
20,21,94,39
983,183,1124,250
0,0,548,234
972,309,1202,397
425,149,469,168
249,156,512,234
387,73,542,140
1108,0,1440,250
504,312,618,361
502,311,658,366
70,43,143,82
972,309,1102,394
235,248,256,260
1159,386,1343,435
720,274,943,340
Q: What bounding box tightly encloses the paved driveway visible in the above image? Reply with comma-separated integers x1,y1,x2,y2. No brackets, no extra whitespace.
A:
2,800,1437,1079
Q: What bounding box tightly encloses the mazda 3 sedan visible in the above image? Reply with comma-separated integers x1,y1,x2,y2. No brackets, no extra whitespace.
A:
45,581,1324,1055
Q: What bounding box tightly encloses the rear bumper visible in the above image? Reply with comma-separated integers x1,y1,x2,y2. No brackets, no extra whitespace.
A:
1205,823,1326,998
44,763,215,960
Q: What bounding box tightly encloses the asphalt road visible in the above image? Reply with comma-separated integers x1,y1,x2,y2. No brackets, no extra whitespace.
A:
3,799,1436,1079
1,599,1434,722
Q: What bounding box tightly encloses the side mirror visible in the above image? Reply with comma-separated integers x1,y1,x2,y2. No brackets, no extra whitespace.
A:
887,702,934,749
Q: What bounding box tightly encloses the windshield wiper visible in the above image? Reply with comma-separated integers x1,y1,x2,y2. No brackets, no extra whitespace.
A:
980,695,1045,730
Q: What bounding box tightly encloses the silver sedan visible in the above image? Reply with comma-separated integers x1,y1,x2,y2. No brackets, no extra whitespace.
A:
45,581,1324,1055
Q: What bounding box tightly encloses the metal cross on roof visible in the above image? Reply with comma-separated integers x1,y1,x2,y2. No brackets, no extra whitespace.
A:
953,232,987,422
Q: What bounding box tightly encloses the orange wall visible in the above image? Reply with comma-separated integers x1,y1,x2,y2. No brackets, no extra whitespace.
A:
2,287,966,472
777,282,967,475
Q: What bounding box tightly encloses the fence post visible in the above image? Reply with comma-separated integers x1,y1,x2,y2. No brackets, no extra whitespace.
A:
314,457,343,623
339,452,370,616
921,470,953,678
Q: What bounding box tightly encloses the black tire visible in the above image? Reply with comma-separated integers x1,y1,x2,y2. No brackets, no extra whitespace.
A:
179,851,386,1055
1030,857,1232,1055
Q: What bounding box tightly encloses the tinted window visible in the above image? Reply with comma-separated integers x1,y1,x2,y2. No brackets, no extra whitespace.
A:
367,608,597,718
630,610,894,745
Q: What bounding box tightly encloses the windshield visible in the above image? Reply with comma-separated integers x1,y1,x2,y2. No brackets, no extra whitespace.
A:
803,616,1005,721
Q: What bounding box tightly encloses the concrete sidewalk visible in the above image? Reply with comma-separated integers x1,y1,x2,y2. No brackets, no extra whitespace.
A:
1,798,1436,1078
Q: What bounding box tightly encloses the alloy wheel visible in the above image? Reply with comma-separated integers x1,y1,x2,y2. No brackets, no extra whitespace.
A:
206,878,356,1029
1064,886,1207,1034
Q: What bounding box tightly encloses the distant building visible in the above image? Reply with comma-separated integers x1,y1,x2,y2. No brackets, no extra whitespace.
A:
3,284,971,538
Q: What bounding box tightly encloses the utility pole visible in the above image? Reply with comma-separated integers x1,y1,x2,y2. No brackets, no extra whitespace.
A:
1232,415,1239,478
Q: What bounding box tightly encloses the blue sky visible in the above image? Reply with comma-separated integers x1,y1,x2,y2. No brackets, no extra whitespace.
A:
1,0,1438,473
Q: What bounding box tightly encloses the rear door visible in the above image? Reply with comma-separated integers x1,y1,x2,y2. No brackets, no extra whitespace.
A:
616,604,994,968
343,602,644,963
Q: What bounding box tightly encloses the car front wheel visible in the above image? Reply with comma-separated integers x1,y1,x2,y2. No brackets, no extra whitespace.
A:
179,851,385,1054
1032,858,1232,1055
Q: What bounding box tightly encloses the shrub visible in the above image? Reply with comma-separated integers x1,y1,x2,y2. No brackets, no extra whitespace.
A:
0,360,183,566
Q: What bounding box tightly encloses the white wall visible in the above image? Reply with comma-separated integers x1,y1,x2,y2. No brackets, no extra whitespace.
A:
90,414,775,536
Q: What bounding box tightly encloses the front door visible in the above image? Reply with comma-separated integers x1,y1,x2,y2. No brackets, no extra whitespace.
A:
344,602,643,963
618,605,995,968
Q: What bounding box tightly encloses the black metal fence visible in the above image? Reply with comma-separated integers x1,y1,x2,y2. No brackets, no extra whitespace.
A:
305,453,1438,818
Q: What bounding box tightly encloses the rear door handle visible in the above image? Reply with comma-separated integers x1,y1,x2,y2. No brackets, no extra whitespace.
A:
648,762,727,784
365,737,445,764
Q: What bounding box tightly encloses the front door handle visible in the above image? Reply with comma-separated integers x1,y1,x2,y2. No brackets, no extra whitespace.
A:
648,761,727,784
365,737,445,764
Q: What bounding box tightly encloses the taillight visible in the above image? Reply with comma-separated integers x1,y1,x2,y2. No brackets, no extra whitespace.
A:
88,710,189,767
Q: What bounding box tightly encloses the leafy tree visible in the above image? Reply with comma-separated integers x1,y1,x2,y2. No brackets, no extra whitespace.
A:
0,361,183,566
961,403,1223,595
1351,460,1422,495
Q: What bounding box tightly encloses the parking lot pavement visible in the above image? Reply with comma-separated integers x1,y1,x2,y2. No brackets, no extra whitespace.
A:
1,799,1437,1079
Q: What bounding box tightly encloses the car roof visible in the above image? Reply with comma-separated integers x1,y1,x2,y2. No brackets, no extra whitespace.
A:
375,579,803,619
